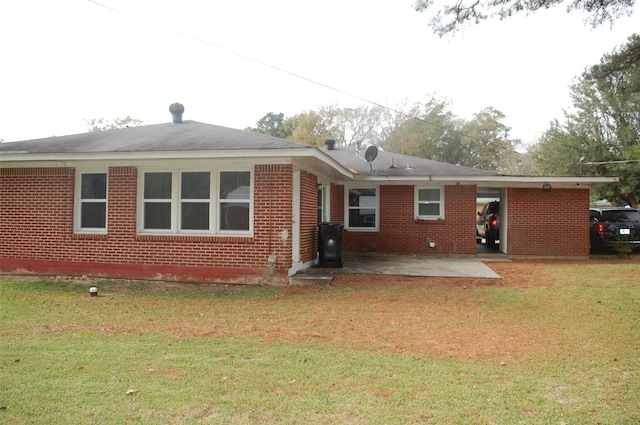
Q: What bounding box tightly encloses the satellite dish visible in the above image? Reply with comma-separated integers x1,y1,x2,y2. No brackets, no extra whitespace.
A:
364,145,378,162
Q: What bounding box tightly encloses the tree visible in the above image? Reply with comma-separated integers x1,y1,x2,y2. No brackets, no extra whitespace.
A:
325,105,386,149
85,116,143,132
287,110,334,147
382,96,463,160
459,107,520,171
383,97,520,171
499,150,540,175
250,106,388,149
415,0,634,36
533,35,640,206
249,112,293,139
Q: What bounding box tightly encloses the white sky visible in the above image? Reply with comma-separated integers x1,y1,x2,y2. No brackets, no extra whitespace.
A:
0,0,638,144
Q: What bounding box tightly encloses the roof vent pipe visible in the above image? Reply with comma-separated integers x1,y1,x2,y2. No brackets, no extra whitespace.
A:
169,103,185,124
325,139,336,150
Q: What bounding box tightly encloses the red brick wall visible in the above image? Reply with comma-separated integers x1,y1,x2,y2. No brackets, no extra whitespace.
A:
332,184,477,256
330,183,343,222
253,164,294,273
506,188,590,257
0,167,75,260
0,165,297,283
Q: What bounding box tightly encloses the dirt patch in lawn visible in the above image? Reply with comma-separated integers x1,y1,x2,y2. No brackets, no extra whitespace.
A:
163,259,636,363
19,258,639,364
258,261,560,362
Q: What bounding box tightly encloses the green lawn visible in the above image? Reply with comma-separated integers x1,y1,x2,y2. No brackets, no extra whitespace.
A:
1,262,639,424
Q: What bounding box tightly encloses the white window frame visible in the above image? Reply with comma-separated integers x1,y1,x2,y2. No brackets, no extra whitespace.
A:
137,167,253,236
179,171,213,233
415,186,445,220
317,185,330,223
217,170,253,235
344,185,379,231
74,169,108,234
141,171,176,233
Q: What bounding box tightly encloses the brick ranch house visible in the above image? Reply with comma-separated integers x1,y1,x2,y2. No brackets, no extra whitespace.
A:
0,108,616,284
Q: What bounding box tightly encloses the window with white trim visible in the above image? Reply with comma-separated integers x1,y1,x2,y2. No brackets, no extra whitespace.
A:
415,187,444,220
139,169,252,235
346,187,378,229
144,172,173,230
75,172,108,233
181,172,211,230
219,171,250,231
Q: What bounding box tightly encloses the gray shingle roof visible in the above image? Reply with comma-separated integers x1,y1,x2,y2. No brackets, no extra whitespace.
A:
320,146,498,177
0,121,310,154
1,120,498,178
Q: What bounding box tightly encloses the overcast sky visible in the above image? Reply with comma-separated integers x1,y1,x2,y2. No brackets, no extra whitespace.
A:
0,0,638,145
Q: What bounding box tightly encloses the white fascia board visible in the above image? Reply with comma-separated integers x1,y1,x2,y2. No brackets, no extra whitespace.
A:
0,157,294,170
0,146,353,171
350,174,619,186
1,148,309,162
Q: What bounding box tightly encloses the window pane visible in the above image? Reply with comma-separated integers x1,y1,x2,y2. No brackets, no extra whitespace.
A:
318,188,325,223
144,202,171,229
349,188,376,207
144,173,172,199
418,188,440,202
81,202,106,228
181,202,210,230
81,173,107,199
603,210,640,222
220,204,249,230
220,172,250,199
181,172,210,199
349,209,376,228
419,203,440,216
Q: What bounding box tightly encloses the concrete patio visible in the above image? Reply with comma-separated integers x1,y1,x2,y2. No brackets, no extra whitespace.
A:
289,252,505,285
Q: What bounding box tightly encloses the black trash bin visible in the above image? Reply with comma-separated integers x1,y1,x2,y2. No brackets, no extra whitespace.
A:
318,222,343,268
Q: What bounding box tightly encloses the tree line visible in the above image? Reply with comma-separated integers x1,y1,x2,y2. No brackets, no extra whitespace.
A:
247,101,532,175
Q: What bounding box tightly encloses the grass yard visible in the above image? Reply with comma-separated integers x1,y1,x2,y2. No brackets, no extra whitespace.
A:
1,260,639,424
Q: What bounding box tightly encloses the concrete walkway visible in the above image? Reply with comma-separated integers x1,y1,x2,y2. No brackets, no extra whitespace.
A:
290,252,504,285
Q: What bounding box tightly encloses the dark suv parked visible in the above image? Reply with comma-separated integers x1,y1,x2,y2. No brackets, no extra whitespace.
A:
589,207,640,252
477,201,500,247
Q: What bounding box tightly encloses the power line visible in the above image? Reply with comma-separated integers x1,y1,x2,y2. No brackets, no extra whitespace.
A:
87,0,472,139
585,159,640,165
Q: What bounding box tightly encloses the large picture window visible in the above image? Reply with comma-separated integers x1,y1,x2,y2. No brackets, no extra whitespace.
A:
416,187,444,220
347,187,377,229
76,172,107,233
140,169,252,235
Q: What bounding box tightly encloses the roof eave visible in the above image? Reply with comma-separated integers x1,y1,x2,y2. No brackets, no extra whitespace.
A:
0,148,310,162
0,147,356,180
349,174,619,186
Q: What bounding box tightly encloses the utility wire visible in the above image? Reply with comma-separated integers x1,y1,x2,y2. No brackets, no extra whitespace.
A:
87,0,465,138
585,159,640,165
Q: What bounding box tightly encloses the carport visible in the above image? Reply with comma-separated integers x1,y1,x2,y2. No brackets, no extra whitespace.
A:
477,187,506,254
